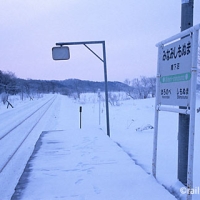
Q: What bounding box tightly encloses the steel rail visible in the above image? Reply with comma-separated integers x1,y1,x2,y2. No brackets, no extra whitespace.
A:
0,96,56,140
0,96,57,173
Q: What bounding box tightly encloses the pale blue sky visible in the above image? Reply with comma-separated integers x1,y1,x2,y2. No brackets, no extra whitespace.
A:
0,0,200,81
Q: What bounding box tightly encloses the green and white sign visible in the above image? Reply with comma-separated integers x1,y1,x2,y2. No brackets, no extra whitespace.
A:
160,73,191,83
158,36,192,106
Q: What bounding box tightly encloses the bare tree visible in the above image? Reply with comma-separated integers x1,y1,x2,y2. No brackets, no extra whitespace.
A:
0,71,17,94
108,92,120,106
73,79,81,99
124,79,136,99
124,76,156,99
132,78,143,99
124,79,131,86
148,77,156,97
140,76,150,99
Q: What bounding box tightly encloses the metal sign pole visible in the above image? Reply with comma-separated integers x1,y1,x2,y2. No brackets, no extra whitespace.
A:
152,46,162,178
187,27,199,200
98,89,101,125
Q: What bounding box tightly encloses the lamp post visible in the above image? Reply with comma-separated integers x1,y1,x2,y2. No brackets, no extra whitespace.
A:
52,40,110,137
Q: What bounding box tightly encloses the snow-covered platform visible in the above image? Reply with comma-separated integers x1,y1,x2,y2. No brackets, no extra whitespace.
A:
12,128,175,200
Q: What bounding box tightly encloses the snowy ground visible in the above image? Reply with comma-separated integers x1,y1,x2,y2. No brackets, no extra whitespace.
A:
1,93,200,199
11,128,175,200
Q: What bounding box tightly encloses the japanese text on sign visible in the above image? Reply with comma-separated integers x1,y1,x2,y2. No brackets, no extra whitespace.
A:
162,41,191,61
177,88,189,99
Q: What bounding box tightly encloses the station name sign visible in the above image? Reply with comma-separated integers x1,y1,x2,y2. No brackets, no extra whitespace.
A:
158,36,192,106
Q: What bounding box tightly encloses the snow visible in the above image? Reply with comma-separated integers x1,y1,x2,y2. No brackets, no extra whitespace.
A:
11,129,175,200
1,93,200,199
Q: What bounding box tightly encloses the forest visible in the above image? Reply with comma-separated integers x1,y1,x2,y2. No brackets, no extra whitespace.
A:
0,70,159,105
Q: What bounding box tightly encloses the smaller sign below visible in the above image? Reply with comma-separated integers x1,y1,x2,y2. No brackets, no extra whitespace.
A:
182,0,189,4
52,46,70,60
160,73,191,84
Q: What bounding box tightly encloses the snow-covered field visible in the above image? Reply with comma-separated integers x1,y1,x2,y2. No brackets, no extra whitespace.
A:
1,93,200,200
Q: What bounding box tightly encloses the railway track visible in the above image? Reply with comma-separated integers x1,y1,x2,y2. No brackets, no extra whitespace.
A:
0,95,58,199
0,96,56,141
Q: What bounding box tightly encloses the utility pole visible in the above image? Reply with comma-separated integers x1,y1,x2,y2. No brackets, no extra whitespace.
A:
178,0,194,185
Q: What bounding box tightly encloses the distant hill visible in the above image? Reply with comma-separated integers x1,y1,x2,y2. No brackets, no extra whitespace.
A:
60,79,132,93
0,69,131,96
0,70,156,100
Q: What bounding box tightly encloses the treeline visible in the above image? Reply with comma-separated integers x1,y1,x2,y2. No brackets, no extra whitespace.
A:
0,70,166,104
3,69,200,104
0,71,64,100
61,79,132,98
7,70,200,104
0,70,133,103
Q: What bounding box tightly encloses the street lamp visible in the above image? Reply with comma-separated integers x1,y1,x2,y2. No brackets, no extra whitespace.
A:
52,40,110,137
